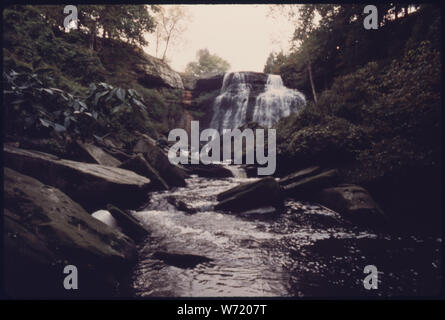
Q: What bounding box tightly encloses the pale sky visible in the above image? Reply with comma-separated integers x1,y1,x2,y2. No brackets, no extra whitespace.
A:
143,5,297,73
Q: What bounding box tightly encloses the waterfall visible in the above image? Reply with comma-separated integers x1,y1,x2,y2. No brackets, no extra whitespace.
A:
252,74,306,128
209,72,250,133
209,72,306,132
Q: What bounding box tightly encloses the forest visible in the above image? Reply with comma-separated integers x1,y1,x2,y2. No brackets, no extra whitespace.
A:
2,4,442,298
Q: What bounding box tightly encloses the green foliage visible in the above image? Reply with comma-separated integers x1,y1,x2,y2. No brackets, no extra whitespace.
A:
3,67,160,146
276,106,369,168
273,4,439,101
37,5,158,47
184,49,230,83
263,51,287,74
276,39,441,182
2,6,108,91
3,69,97,139
187,90,220,122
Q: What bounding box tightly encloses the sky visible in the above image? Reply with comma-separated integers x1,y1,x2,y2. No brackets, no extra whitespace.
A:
143,5,297,73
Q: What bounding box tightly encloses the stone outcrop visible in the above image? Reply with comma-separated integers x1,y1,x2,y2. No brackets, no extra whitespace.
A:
215,177,282,213
119,154,169,191
135,52,184,89
106,204,149,242
316,184,386,224
280,168,339,199
133,135,188,188
4,145,152,211
76,141,122,167
4,168,136,297
182,163,233,178
195,73,225,92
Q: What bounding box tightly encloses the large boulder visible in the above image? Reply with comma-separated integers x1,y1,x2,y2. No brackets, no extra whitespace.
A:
279,166,322,186
182,163,233,178
135,52,184,89
75,141,122,167
133,135,188,188
280,168,339,199
106,204,149,242
3,168,136,298
316,184,386,224
119,154,169,191
215,177,282,213
4,145,152,211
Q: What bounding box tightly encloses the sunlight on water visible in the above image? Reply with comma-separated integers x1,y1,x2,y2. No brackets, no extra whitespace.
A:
130,175,441,297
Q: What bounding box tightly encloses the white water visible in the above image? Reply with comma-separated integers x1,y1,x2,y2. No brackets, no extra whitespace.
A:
210,72,250,133
209,72,306,132
253,75,306,128
128,175,440,297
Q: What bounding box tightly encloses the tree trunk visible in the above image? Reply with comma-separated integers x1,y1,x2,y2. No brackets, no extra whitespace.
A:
307,61,318,105
89,22,97,52
162,35,171,61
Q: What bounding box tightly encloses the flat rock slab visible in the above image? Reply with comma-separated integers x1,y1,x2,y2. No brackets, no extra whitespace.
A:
282,169,339,199
183,163,233,178
119,154,169,191
279,166,322,187
215,177,282,213
76,141,122,167
4,145,152,211
133,135,187,188
106,204,149,242
316,184,386,225
4,168,136,297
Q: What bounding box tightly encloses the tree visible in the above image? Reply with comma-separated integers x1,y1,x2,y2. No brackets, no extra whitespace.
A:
98,5,158,46
38,5,158,50
153,5,190,61
184,49,230,79
263,51,287,74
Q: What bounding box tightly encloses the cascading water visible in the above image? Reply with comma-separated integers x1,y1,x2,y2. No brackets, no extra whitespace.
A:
209,72,306,132
252,75,306,128
209,72,251,133
125,71,440,298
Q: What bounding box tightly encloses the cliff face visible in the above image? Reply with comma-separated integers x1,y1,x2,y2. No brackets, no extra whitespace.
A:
135,52,184,90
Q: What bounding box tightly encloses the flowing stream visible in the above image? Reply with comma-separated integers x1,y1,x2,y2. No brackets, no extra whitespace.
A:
128,172,441,297
127,71,439,297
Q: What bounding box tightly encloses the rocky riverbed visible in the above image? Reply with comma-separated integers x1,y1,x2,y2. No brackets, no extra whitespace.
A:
3,134,441,298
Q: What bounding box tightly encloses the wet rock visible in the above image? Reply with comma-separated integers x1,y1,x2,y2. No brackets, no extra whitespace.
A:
3,168,136,298
119,154,169,191
316,184,386,224
4,145,151,211
153,251,212,269
281,168,339,199
279,166,322,186
183,163,233,178
92,210,120,230
104,148,134,163
133,135,188,188
215,177,282,213
166,196,198,214
76,141,122,167
106,204,149,242
16,137,70,159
